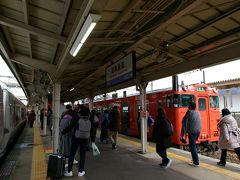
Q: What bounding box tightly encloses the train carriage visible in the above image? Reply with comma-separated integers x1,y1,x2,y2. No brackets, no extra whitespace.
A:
94,84,220,148
0,82,27,158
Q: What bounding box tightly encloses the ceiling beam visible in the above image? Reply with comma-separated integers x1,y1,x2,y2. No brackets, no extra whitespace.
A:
51,0,72,64
169,4,240,45
0,15,67,44
126,0,204,52
11,54,56,74
82,0,142,63
132,9,165,14
142,42,240,82
86,38,134,45
1,26,15,53
22,0,32,58
66,61,102,71
76,0,204,88
55,0,94,80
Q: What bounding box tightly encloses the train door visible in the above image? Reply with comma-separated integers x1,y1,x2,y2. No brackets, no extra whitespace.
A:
121,102,130,135
136,103,141,136
198,96,210,140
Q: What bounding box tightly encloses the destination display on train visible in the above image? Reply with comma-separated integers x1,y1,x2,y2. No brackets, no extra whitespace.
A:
106,51,136,87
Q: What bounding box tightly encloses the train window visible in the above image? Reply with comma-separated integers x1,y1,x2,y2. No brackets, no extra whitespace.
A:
158,100,162,108
166,96,171,108
173,94,180,107
198,98,206,111
180,94,195,107
210,96,219,108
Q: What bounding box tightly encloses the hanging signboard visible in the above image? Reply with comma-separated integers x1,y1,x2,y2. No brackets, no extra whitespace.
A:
106,51,136,87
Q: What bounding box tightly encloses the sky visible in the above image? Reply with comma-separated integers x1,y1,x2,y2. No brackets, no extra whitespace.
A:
0,56,27,105
1,54,240,103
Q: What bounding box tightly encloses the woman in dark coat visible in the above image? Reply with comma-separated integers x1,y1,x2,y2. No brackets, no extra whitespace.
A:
28,110,36,128
152,108,172,168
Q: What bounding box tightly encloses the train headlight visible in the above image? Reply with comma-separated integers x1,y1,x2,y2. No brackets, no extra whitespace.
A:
213,131,219,137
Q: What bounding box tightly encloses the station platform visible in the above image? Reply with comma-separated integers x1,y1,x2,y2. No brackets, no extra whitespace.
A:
2,123,240,180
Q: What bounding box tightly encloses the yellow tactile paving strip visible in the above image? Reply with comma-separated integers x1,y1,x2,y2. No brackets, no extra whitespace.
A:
31,124,47,180
118,136,240,180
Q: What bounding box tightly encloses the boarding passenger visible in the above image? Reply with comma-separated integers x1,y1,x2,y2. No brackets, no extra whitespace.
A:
63,105,96,177
217,108,240,166
152,108,173,168
180,102,201,167
109,105,120,150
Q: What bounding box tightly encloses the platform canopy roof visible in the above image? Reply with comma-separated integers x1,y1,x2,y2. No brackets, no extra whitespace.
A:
0,0,240,104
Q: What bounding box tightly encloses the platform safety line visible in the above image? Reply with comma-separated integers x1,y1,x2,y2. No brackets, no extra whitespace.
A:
118,136,240,180
31,124,47,180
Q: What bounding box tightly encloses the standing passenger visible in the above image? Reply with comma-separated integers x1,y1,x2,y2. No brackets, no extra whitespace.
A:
63,106,96,177
89,110,99,137
180,102,201,166
47,107,53,136
217,108,240,166
59,108,75,165
100,110,109,143
109,106,120,150
28,110,36,128
152,108,172,168
40,108,44,130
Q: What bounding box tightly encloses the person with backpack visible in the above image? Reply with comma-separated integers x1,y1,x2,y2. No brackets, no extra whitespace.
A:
152,108,173,168
62,105,96,177
59,108,75,163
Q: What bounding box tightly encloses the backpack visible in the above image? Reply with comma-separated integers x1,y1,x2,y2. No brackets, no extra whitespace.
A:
165,119,174,136
147,114,154,127
75,115,91,139
60,114,72,133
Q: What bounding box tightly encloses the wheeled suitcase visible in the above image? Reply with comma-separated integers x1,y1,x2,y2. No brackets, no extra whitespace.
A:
47,154,64,179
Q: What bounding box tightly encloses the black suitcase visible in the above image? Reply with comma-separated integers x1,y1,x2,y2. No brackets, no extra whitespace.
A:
47,154,64,179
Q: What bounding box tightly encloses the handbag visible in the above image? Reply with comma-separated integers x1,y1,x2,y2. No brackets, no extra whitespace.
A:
92,143,100,156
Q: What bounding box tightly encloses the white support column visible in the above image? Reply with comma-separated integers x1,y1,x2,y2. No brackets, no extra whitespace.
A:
139,82,148,154
43,97,48,136
53,83,61,153
37,108,40,124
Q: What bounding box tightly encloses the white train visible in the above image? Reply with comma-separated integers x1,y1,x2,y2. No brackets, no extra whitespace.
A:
0,81,27,158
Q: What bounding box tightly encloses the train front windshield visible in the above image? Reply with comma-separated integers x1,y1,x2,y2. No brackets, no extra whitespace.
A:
210,96,219,108
173,94,195,108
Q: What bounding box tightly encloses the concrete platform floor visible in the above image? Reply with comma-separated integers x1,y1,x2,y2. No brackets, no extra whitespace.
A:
2,124,240,180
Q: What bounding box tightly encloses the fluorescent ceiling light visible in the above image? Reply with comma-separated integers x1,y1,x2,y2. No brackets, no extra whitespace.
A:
70,88,75,91
70,13,101,57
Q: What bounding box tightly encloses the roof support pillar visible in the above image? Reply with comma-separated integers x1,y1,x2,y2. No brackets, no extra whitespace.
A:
52,83,61,153
42,96,48,136
137,81,148,154
88,97,94,111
